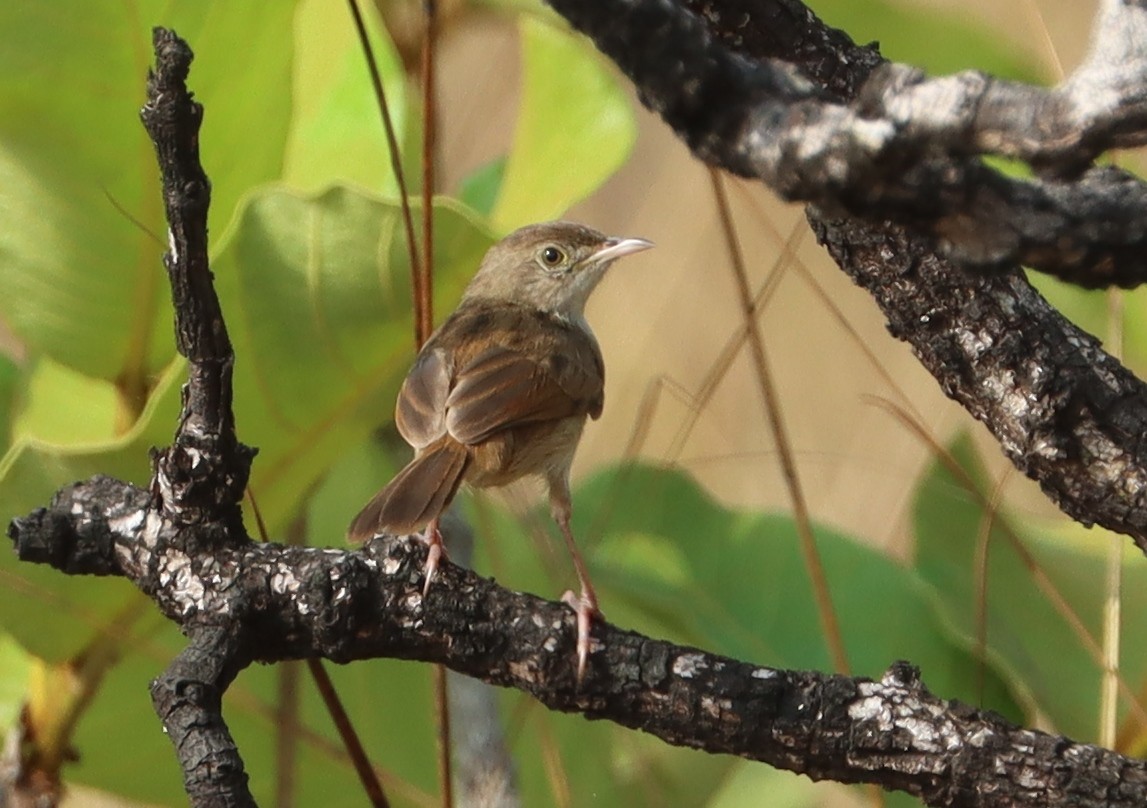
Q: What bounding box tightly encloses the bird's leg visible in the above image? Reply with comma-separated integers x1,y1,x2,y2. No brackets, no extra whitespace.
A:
420,517,446,596
551,484,601,683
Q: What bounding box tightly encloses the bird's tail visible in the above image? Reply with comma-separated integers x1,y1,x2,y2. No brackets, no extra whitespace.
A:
347,438,470,542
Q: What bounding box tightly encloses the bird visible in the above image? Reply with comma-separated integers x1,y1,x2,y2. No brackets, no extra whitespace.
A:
348,220,652,680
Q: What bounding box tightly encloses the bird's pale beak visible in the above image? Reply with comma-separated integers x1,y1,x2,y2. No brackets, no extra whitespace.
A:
593,236,654,263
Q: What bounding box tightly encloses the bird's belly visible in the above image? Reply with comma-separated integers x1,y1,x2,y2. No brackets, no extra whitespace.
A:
466,416,586,488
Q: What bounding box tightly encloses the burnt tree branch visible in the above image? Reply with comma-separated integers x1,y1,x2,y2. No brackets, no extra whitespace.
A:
548,0,1147,286
136,28,258,806
8,11,1147,808
544,0,1147,554
10,477,1147,807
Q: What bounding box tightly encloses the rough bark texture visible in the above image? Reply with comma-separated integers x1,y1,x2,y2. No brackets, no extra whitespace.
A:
545,0,1147,553
9,3,1147,806
549,0,1147,285
11,479,1147,807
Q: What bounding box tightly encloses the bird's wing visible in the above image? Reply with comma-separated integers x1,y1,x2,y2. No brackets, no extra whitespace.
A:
395,348,452,449
445,320,604,446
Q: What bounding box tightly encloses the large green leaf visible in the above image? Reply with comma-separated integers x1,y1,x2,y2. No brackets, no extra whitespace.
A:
0,2,296,386
282,0,408,196
0,354,17,456
12,357,120,444
809,0,1042,82
0,359,182,661
492,15,637,229
913,433,1147,742
25,450,1021,806
212,186,494,536
0,633,31,735
463,464,1022,806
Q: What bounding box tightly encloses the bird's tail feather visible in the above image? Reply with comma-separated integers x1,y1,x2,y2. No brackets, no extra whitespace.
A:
347,439,470,542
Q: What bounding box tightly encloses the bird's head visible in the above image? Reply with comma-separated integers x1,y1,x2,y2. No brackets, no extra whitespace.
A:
463,221,652,317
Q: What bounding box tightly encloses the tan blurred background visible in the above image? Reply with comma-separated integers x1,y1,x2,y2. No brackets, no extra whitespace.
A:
0,2,1107,805
425,0,1100,560
0,0,1098,555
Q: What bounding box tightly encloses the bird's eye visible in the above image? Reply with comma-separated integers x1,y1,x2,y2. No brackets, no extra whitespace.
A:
540,245,566,267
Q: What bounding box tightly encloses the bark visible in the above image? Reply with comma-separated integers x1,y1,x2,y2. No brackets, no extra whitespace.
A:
10,6,1147,806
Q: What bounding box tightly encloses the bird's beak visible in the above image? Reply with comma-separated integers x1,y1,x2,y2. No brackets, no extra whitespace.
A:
593,236,654,263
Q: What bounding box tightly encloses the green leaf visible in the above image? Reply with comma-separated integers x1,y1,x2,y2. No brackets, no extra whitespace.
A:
708,763,846,808
0,359,182,661
12,357,119,444
282,0,408,196
564,465,1022,711
211,186,494,536
0,633,31,735
809,0,1043,82
492,16,636,229
458,157,508,219
0,353,18,455
912,432,1147,741
66,590,441,805
0,2,297,383
460,463,1022,805
66,618,191,804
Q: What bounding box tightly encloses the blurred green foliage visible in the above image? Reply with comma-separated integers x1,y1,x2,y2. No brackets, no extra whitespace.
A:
0,2,1119,807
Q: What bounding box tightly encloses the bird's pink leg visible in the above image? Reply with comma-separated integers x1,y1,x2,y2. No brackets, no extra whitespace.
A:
552,489,601,683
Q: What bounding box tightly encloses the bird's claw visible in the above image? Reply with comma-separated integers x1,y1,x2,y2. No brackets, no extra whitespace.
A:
561,588,601,684
420,524,447,597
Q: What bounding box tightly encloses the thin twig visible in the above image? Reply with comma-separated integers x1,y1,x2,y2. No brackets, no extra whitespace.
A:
709,169,850,675
418,0,438,347
417,2,452,803
347,0,424,348
307,658,391,808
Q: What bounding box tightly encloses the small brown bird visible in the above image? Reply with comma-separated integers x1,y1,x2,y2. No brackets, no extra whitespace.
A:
348,221,652,679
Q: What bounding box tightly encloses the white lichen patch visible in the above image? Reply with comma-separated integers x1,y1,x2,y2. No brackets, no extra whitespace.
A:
108,509,145,538
115,542,135,570
849,682,961,753
699,696,731,719
161,549,209,617
142,512,163,549
1001,389,1031,421
672,653,708,678
851,117,896,151
184,447,203,469
849,694,889,723
270,567,301,596
955,327,993,359
751,667,777,680
543,637,558,652
967,726,995,747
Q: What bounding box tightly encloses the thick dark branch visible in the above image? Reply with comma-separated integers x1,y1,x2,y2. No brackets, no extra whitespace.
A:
549,0,1147,288
150,626,254,807
544,0,1147,550
139,28,253,535
11,16,1147,808
10,487,1147,808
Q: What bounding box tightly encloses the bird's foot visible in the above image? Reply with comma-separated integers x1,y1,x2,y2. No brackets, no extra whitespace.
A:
419,522,447,597
561,588,601,685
